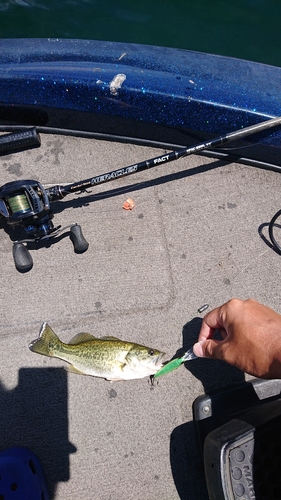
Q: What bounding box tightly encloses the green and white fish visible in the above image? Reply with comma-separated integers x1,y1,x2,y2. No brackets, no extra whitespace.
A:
29,323,165,381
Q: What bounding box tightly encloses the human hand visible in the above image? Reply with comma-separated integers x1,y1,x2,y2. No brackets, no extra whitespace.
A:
193,298,281,378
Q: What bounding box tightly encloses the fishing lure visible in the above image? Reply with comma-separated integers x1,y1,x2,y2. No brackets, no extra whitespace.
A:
153,347,197,379
153,303,209,379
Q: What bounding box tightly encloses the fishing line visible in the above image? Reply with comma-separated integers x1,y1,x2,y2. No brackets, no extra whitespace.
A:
7,193,31,215
218,142,270,152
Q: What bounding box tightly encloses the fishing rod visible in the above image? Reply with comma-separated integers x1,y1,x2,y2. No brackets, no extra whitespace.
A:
1,115,281,272
47,115,281,199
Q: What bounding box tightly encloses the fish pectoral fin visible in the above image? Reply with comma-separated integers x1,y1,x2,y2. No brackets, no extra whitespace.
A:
105,361,127,381
68,332,96,345
64,364,85,375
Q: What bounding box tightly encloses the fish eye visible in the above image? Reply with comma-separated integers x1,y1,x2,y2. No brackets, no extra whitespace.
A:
148,349,155,356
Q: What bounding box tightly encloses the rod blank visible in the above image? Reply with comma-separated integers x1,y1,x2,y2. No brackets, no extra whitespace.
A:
47,116,281,201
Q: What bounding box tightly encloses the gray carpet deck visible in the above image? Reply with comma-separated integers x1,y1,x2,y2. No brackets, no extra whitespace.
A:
0,134,280,499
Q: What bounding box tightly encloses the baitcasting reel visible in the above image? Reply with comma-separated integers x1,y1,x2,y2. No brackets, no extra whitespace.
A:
0,179,89,272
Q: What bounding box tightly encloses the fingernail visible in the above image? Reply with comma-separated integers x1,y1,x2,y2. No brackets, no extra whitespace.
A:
193,341,204,357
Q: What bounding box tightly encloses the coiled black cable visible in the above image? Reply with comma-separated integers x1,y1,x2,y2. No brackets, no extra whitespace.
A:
269,208,281,253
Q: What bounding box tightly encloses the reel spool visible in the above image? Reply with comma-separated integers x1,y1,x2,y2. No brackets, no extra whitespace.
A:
0,180,88,272
0,179,54,235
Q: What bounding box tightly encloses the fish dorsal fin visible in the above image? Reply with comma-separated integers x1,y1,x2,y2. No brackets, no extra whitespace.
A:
100,336,121,341
68,332,96,345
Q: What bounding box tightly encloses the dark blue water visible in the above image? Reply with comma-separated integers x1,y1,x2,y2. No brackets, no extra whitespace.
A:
1,0,281,67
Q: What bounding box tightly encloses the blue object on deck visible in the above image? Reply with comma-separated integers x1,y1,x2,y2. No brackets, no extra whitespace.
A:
0,447,49,499
0,38,281,168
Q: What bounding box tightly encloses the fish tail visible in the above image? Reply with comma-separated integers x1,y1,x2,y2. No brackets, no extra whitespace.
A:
29,322,61,358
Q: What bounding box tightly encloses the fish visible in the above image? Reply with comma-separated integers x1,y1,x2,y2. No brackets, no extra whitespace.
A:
29,323,165,381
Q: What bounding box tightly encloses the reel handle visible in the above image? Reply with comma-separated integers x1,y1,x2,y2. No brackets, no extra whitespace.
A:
70,224,89,253
12,242,33,272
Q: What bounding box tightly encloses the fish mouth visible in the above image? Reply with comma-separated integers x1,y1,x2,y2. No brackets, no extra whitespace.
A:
155,352,165,368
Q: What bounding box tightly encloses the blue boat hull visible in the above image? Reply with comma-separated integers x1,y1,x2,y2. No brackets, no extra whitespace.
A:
0,38,281,168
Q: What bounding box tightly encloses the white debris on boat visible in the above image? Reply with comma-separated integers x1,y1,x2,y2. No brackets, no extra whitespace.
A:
117,52,126,61
109,74,126,95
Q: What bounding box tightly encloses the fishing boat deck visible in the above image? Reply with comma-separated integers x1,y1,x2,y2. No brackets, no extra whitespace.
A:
1,133,281,499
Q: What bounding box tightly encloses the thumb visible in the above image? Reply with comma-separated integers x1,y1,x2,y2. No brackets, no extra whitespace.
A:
193,339,222,359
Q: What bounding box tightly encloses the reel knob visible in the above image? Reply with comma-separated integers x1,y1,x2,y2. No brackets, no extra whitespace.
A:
70,224,89,253
12,242,33,272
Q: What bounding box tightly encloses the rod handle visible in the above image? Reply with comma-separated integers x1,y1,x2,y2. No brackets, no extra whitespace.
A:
0,128,40,155
70,224,89,253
